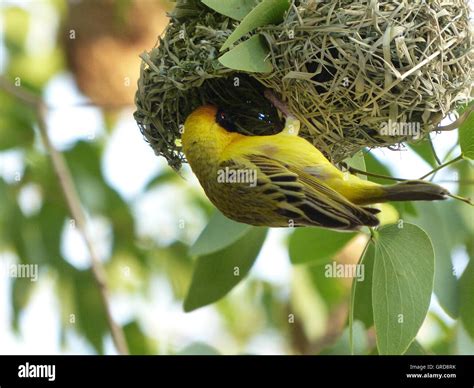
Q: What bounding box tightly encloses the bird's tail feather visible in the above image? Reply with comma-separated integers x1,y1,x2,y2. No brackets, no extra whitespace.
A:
380,180,449,202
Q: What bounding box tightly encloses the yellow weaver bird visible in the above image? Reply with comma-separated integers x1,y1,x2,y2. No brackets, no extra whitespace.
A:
182,105,449,230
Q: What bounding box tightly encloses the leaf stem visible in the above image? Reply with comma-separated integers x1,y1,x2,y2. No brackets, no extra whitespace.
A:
418,155,464,180
0,76,129,355
349,237,371,355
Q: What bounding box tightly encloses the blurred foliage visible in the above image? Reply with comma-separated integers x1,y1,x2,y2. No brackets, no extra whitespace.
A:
0,0,472,356
289,228,356,265
184,225,267,312
0,94,36,150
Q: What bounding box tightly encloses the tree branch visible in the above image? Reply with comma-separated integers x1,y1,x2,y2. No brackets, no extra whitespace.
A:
0,76,129,355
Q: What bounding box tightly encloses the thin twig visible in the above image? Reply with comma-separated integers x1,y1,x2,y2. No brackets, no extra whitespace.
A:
447,193,474,206
418,155,464,180
339,163,408,182
0,76,129,355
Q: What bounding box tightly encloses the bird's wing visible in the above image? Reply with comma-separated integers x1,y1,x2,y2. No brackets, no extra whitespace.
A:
230,153,379,230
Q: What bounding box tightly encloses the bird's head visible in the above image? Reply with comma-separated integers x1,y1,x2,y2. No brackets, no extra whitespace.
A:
182,105,240,157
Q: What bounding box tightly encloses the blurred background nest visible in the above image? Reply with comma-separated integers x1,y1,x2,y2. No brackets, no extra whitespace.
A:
64,0,173,108
135,0,473,170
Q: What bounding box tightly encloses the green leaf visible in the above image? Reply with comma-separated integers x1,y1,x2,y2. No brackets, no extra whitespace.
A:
184,227,267,312
289,228,356,264
0,117,35,150
124,321,152,355
0,93,35,150
345,151,367,180
11,278,35,332
73,270,109,354
220,0,290,51
189,210,252,257
456,323,474,355
201,0,259,21
353,242,375,328
320,321,367,355
456,162,474,245
35,201,67,268
404,340,427,355
178,342,220,355
459,104,474,159
219,34,273,73
407,202,459,318
372,223,434,355
408,139,437,168
459,258,474,340
370,339,427,355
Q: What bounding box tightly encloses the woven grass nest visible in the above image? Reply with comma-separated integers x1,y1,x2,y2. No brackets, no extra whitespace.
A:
134,0,473,171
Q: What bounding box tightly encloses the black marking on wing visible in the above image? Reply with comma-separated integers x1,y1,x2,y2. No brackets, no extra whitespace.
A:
276,208,304,219
270,174,297,183
249,154,380,230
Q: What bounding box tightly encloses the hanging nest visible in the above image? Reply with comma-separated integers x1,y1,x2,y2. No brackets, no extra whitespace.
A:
134,0,473,171
65,0,171,107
